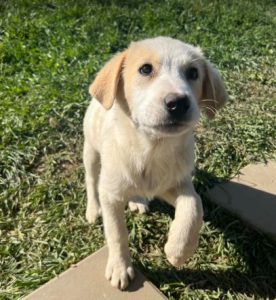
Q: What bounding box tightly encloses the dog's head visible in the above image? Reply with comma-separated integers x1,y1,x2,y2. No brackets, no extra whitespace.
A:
90,37,228,137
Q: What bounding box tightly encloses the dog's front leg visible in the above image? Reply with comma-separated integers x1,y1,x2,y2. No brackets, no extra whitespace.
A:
162,181,203,267
99,189,134,289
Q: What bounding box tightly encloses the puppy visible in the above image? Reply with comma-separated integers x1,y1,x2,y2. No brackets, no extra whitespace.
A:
83,37,227,290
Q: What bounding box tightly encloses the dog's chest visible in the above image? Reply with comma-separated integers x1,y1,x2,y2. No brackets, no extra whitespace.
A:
128,145,189,197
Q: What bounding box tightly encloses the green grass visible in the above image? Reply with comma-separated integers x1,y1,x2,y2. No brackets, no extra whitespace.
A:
0,0,276,299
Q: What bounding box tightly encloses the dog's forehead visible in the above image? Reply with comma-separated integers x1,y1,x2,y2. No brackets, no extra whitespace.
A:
128,37,203,62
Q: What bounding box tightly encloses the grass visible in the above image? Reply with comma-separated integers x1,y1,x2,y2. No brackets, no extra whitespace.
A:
0,0,276,299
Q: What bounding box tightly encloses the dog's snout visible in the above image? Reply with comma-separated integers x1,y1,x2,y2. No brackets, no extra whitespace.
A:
164,94,190,119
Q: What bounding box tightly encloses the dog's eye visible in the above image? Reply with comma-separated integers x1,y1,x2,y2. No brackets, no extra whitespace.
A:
186,67,198,80
139,64,153,76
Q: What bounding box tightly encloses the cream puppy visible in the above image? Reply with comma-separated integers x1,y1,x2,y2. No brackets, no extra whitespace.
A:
83,37,227,290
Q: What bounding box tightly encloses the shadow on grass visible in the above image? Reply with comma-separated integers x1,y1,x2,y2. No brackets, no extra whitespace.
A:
146,169,276,298
145,267,275,298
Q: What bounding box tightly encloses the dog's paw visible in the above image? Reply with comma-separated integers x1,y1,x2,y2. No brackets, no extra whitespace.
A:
105,258,135,290
128,198,149,214
164,234,199,267
85,205,101,224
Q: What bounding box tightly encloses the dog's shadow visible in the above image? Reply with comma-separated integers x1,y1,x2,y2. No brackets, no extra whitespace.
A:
138,170,276,298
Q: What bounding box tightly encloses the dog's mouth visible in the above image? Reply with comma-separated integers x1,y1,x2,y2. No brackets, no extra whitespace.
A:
153,121,184,130
151,122,186,133
133,119,190,135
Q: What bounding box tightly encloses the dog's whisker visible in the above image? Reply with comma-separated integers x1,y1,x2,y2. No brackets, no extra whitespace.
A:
190,57,204,63
200,98,219,104
201,105,218,115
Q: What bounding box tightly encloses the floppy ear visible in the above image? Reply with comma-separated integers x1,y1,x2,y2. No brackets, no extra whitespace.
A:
200,60,228,118
89,51,126,109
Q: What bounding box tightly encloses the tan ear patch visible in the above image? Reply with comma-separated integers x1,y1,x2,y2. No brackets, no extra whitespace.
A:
200,61,228,118
123,45,161,104
89,51,127,109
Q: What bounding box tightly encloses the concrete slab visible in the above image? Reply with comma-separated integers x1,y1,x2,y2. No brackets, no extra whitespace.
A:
23,246,167,300
208,161,276,238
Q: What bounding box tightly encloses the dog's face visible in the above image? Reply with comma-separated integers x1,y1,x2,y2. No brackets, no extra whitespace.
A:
123,38,204,136
90,37,227,137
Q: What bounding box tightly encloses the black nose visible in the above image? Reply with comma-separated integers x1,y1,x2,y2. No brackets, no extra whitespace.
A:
164,94,190,120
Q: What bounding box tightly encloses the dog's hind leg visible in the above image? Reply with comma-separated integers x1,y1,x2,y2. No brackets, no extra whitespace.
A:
128,196,149,214
83,141,101,223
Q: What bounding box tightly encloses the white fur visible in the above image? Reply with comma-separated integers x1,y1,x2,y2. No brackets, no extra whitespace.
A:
83,36,227,289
